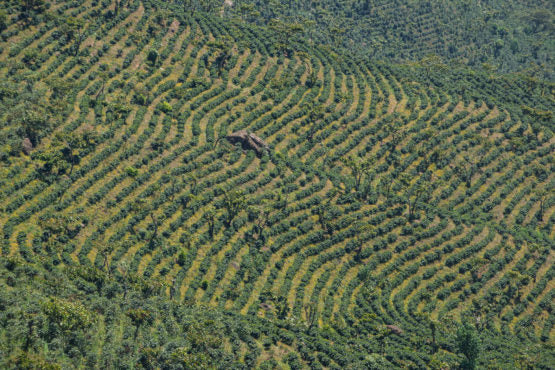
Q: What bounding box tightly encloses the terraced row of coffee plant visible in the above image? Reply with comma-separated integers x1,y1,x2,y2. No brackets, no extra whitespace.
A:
0,0,553,367
230,0,555,77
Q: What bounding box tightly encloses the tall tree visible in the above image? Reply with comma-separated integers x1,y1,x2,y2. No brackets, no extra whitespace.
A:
343,155,373,194
207,36,234,76
456,322,480,370
204,205,217,240
61,17,86,56
52,130,97,174
20,0,45,19
269,19,304,57
222,189,246,227
0,10,7,32
535,187,552,221
406,182,429,221
451,156,480,188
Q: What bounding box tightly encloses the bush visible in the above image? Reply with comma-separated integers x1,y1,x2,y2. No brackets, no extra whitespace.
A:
125,166,139,177
158,101,172,113
147,49,158,65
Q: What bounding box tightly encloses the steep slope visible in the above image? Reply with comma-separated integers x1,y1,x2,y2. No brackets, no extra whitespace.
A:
226,0,554,78
0,0,553,368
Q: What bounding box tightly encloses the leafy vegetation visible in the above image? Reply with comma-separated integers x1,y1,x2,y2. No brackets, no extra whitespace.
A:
0,0,553,368
226,0,555,78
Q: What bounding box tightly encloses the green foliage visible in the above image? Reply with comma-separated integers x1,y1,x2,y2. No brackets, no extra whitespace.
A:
147,49,158,65
0,0,552,368
227,0,554,77
0,10,7,32
19,0,45,14
126,166,139,177
42,298,94,335
157,100,172,113
221,188,246,227
456,322,480,369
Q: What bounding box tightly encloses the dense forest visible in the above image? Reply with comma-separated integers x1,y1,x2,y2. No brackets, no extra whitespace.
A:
0,0,553,368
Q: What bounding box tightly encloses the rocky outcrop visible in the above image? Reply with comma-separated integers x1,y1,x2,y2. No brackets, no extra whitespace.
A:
22,138,33,155
386,325,404,335
225,130,269,156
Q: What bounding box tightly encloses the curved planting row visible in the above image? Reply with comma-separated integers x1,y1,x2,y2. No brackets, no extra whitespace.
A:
0,1,553,367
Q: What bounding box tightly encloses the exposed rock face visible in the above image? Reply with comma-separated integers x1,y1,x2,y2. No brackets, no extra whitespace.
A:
386,325,404,335
259,303,272,311
22,138,33,155
225,130,269,156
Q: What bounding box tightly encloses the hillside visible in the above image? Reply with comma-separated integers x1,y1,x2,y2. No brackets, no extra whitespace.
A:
0,0,554,368
225,0,555,78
